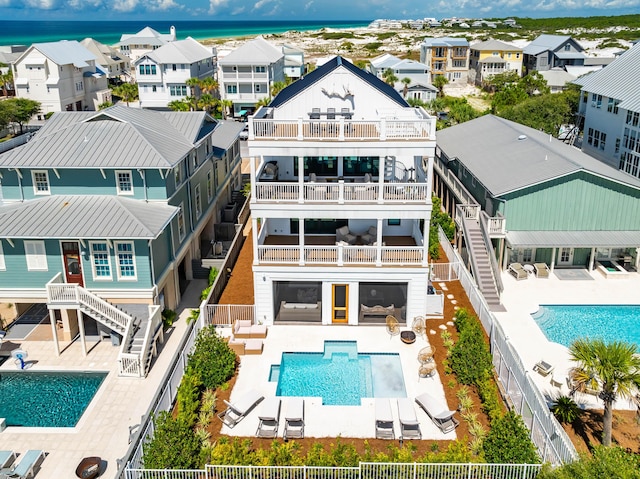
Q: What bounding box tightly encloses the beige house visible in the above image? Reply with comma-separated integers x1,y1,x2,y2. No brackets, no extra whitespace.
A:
469,39,523,85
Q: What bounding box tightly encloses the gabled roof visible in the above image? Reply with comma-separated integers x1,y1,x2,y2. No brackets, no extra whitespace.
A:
0,106,219,169
574,44,640,112
0,195,178,239
209,120,245,157
141,37,213,65
421,37,469,47
470,39,522,52
80,38,127,67
523,34,582,55
19,40,96,68
118,26,175,46
219,36,283,65
370,53,402,70
392,74,436,92
538,68,576,87
269,56,409,109
436,115,640,197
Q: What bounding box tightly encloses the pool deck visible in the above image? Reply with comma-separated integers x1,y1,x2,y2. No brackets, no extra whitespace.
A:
221,324,457,440
495,268,640,411
0,279,207,479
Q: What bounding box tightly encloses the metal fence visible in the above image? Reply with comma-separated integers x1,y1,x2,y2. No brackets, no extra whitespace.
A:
437,227,578,465
125,462,542,479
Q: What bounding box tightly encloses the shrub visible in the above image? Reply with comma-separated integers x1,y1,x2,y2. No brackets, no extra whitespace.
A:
550,395,581,424
482,411,540,464
209,437,258,465
142,411,203,469
176,372,202,428
537,446,640,479
477,377,504,422
186,325,236,389
450,316,493,385
161,308,177,329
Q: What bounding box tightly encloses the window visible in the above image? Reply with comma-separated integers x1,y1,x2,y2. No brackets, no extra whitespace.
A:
138,64,157,75
387,219,401,226
174,163,183,186
615,138,621,155
587,127,606,150
115,170,133,195
177,203,186,240
607,98,620,114
194,184,202,219
564,44,571,51
0,241,5,271
516,53,520,58
207,170,213,200
453,60,465,68
433,61,445,72
192,153,198,171
25,240,47,271
172,64,177,71
75,81,83,92
32,170,50,195
226,85,237,94
152,85,156,92
434,47,445,57
626,111,639,127
591,93,602,108
169,85,188,96
255,66,265,73
91,242,111,279
115,242,136,279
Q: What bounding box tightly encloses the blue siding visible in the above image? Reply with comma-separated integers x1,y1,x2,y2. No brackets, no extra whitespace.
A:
151,229,173,284
0,239,64,289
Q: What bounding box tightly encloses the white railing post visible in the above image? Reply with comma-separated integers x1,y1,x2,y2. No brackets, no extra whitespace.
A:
380,119,386,141
338,180,344,204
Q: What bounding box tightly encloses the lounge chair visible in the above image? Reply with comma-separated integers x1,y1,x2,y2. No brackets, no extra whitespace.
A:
397,398,422,440
375,398,395,440
283,398,305,440
533,360,554,377
415,392,459,434
534,263,550,278
217,389,264,428
5,450,45,479
256,397,281,438
508,262,528,280
385,315,400,339
412,316,425,338
336,225,357,245
0,451,16,469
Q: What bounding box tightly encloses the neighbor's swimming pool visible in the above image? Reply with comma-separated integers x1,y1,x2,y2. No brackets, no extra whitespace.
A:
271,340,406,405
532,304,640,348
0,371,107,427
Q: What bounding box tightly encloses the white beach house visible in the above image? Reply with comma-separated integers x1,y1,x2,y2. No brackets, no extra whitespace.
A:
246,56,440,326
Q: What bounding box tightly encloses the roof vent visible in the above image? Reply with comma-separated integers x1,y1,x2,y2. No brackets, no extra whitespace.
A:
518,134,527,141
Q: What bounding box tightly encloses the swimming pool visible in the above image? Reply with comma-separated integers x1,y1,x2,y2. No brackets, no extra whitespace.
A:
272,340,406,405
0,371,107,427
532,304,640,348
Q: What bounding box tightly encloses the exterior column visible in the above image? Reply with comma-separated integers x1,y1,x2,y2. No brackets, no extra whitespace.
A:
589,247,596,271
298,156,304,203
550,247,556,273
49,309,60,357
376,219,383,267
250,156,257,198
422,218,429,267
77,309,87,357
252,217,259,265
299,217,305,266
498,238,505,270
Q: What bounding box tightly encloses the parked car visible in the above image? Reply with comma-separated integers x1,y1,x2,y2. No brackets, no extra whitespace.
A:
239,123,249,141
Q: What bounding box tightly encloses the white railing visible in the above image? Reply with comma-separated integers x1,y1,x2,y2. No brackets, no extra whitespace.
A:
433,156,476,206
77,287,132,331
437,227,578,465
204,304,256,326
257,245,424,266
136,305,163,376
126,470,205,479
487,214,506,236
255,181,429,204
250,117,434,142
456,203,480,222
429,262,461,281
118,353,142,378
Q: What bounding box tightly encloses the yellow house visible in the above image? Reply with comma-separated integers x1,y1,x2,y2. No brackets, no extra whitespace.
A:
470,39,523,85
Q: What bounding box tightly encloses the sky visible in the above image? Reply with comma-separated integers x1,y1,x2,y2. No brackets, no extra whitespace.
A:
1,0,640,21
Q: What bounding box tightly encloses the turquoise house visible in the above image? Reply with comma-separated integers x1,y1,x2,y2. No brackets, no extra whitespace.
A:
0,106,243,376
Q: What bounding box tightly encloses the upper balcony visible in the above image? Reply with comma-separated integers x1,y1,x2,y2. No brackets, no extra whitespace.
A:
248,107,435,143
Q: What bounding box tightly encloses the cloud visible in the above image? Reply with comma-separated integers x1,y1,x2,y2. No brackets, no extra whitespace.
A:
304,0,313,9
66,0,103,8
25,0,56,8
208,0,228,14
230,5,246,14
113,0,137,11
149,0,183,11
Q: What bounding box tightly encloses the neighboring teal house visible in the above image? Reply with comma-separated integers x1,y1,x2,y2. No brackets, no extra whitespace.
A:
434,115,640,277
0,106,243,376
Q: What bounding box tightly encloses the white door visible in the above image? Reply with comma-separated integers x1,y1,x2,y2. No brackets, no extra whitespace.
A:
558,247,574,266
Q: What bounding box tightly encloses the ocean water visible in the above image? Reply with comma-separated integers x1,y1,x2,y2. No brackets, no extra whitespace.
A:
1,20,371,47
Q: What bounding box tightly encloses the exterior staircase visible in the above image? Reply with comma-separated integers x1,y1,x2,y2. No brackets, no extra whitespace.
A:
456,206,504,311
46,273,162,377
191,259,211,280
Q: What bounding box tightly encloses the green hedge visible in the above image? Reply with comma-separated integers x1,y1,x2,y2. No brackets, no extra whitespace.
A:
186,325,236,390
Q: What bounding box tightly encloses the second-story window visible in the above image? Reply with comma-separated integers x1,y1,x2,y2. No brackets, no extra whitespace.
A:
138,64,157,75
116,170,133,195
255,66,266,73
194,184,202,219
75,81,84,92
91,242,111,279
227,85,237,94
177,203,186,241
174,163,183,186
32,170,50,195
115,242,136,279
207,170,213,200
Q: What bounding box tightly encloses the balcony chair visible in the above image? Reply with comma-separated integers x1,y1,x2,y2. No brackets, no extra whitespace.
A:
336,226,357,245
361,226,377,245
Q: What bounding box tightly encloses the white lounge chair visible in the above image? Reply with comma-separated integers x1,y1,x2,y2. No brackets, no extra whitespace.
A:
415,392,459,434
6,450,45,479
283,398,305,440
256,397,281,438
0,451,16,469
508,262,528,280
217,389,264,428
397,398,421,440
534,262,550,278
533,360,554,377
375,398,395,440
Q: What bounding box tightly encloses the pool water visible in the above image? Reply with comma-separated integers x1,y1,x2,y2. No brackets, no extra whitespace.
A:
0,371,107,427
532,305,640,348
273,340,406,405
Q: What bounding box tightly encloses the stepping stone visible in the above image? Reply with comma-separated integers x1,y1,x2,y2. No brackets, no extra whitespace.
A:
438,324,447,330
453,306,460,310
438,283,448,290
450,299,457,304
429,329,437,335
446,321,454,326
446,294,455,299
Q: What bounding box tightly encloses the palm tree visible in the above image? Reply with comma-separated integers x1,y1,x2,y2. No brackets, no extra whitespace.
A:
168,99,190,111
112,82,138,106
0,65,13,97
382,68,398,86
219,99,233,119
569,338,640,446
432,75,449,98
198,93,217,114
185,77,202,99
401,77,411,98
270,81,287,98
199,76,219,97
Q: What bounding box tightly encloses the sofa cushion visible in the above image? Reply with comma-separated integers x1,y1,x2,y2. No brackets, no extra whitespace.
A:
294,303,318,309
